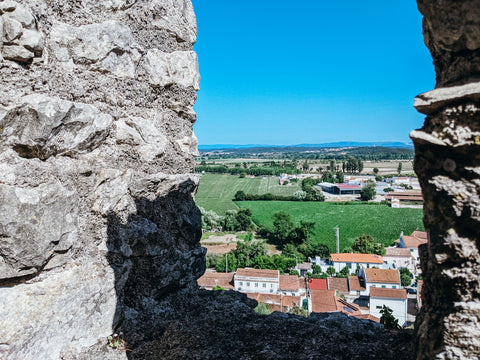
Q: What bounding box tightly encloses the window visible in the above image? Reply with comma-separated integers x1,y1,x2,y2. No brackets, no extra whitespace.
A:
371,285,376,288
247,282,250,287
263,283,266,288
376,306,382,309
270,284,273,288
347,262,352,269
255,283,258,287
382,285,386,288
392,286,396,289
239,282,243,286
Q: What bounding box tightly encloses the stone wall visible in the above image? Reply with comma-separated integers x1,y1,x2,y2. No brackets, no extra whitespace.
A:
0,1,203,359
413,0,480,358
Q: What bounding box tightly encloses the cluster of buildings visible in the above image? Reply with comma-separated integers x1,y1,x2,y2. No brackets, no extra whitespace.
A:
198,231,427,327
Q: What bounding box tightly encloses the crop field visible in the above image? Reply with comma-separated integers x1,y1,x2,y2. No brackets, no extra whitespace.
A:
195,174,301,214
236,201,424,252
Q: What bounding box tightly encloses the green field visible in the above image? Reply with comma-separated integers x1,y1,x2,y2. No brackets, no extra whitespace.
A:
195,174,302,214
236,201,424,252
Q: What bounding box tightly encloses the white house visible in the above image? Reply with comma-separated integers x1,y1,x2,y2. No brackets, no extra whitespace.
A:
369,287,408,327
278,275,306,297
395,231,428,261
383,247,416,275
329,253,384,273
347,275,369,297
234,268,279,294
359,268,401,293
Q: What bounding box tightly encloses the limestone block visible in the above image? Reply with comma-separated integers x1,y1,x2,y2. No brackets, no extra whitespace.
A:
91,169,133,216
115,116,168,161
2,15,22,42
49,20,142,71
0,1,16,14
90,49,140,78
0,94,113,159
0,263,121,360
19,29,44,55
1,44,32,62
149,0,197,43
99,0,137,10
0,181,78,280
141,49,200,89
4,4,35,28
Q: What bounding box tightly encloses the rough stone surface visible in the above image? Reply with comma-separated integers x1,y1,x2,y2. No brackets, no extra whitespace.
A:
414,1,480,359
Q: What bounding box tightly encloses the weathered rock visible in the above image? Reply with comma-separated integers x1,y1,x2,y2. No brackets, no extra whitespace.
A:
0,94,113,159
414,1,480,359
4,4,35,28
19,28,44,55
141,49,200,89
149,0,197,43
2,15,23,42
1,44,31,62
0,1,17,14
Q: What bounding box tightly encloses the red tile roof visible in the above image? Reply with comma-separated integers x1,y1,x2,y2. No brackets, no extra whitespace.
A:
328,277,349,293
335,184,362,190
279,275,301,291
385,191,423,201
311,290,361,315
370,287,407,299
330,253,384,264
411,230,428,240
308,278,328,290
348,276,366,291
351,314,381,323
364,268,400,284
398,235,428,248
384,247,413,257
197,272,234,290
247,293,302,313
235,268,279,279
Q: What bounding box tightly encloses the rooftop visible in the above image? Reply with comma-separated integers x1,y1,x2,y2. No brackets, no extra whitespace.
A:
279,275,302,291
310,290,361,315
247,293,302,313
364,268,400,284
411,230,428,240
370,287,407,299
308,278,328,290
328,277,349,293
348,276,366,291
330,253,384,264
335,183,362,190
197,272,234,290
235,268,279,279
396,235,428,249
384,247,413,258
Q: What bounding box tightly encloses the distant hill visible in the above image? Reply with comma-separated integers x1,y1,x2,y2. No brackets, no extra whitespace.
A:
198,142,413,152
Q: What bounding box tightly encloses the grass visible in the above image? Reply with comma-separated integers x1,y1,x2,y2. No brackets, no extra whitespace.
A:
236,201,424,252
195,173,302,214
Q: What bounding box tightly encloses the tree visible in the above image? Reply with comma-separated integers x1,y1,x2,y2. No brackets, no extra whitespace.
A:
223,210,239,231
298,240,330,259
199,207,224,230
312,264,322,275
397,162,402,174
286,221,315,246
326,266,336,276
293,190,307,201
288,303,308,317
234,190,246,201
352,234,385,255
373,167,379,175
321,171,335,183
302,160,309,171
337,266,350,278
375,175,383,182
215,253,238,272
335,171,344,183
380,305,400,329
254,302,271,315
400,268,412,287
289,270,300,276
360,180,376,201
235,208,255,231
272,211,294,245
282,243,306,263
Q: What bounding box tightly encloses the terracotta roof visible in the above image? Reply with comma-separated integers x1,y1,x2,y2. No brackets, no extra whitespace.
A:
279,275,301,291
335,184,362,190
398,235,428,248
308,278,328,290
328,277,349,293
364,268,400,284
384,247,413,257
197,272,234,290
330,253,384,264
351,314,381,323
311,290,361,315
385,191,423,201
411,231,428,240
348,276,366,291
247,293,302,313
235,268,279,279
203,243,237,254
370,287,407,299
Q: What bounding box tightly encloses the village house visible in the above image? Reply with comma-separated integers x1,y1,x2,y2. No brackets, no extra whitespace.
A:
347,275,368,297
327,277,350,297
369,288,408,327
295,262,312,277
197,272,234,290
234,268,279,294
310,289,362,317
395,231,428,261
383,247,416,275
278,275,306,297
385,191,423,205
327,253,384,273
246,293,303,313
359,268,401,293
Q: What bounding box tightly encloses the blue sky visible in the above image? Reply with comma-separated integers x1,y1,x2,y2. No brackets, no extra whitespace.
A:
191,0,435,145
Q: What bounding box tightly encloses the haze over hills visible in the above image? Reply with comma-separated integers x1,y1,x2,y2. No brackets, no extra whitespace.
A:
198,141,414,151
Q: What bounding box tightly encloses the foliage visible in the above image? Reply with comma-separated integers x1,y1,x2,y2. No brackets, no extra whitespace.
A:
380,305,400,329
397,162,402,174
400,267,412,287
222,209,255,231
312,264,322,274
282,243,306,263
215,253,238,272
288,303,308,317
272,211,294,245
195,165,301,176
289,270,300,276
254,302,272,315
321,171,335,183
384,187,394,193
206,254,223,269
375,175,383,182
337,266,351,278
212,285,226,291
199,207,224,230
352,234,385,255
293,190,308,200
326,266,336,276
373,167,379,175
360,180,376,201
335,171,344,183
244,232,253,242
297,240,330,259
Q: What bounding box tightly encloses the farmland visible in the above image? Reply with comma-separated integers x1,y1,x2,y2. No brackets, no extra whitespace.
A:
195,173,301,214
236,201,424,252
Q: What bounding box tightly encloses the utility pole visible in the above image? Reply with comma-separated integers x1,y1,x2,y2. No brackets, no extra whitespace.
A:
226,254,228,273
335,226,340,253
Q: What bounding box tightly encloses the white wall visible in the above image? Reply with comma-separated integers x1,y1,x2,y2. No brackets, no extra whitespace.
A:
370,297,407,327
234,279,278,293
